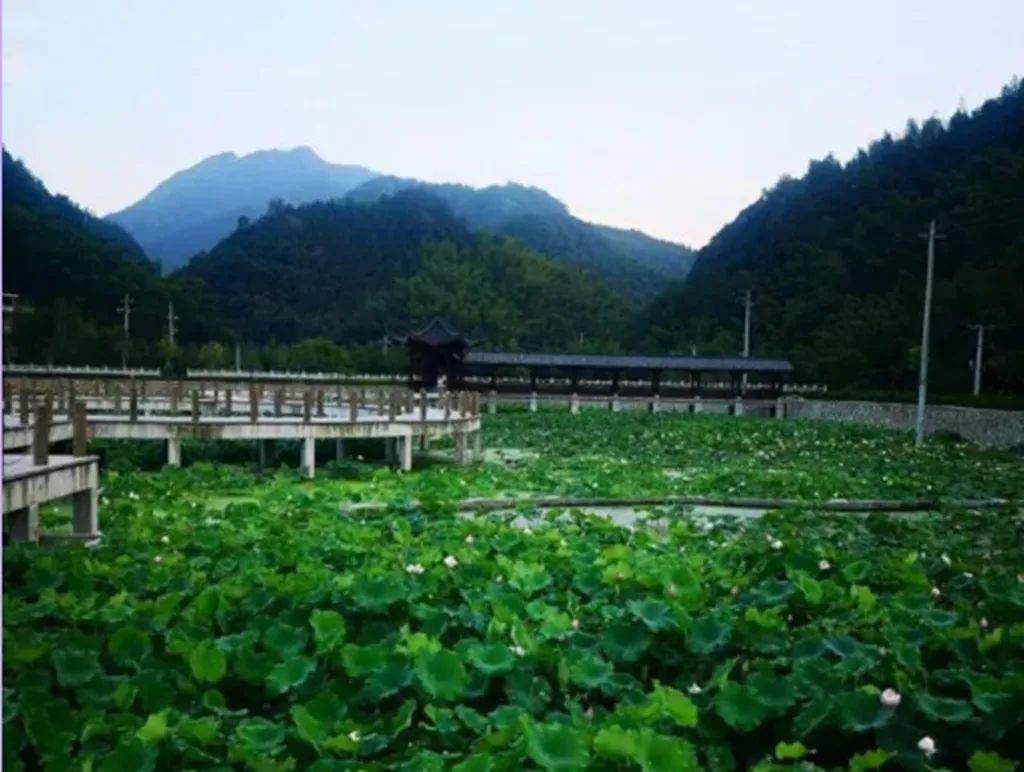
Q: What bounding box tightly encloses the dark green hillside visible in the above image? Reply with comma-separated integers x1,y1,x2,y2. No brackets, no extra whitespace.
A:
641,78,1024,391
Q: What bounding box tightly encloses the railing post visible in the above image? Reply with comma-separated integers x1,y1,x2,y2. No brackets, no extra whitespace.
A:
303,390,312,423
129,380,139,422
191,389,200,423
33,401,51,466
19,387,29,425
249,384,258,423
274,388,284,417
349,391,359,422
72,401,88,456
388,391,398,421
419,389,427,422
316,389,325,417
225,386,233,415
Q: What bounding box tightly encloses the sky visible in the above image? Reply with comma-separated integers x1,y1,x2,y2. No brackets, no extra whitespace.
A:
3,0,1022,247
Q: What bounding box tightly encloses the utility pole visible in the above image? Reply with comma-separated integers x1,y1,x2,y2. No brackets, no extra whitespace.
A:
737,290,754,392
116,293,133,369
915,220,945,447
968,324,992,397
167,300,178,348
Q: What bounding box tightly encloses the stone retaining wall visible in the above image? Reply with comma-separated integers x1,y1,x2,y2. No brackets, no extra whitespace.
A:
786,399,1024,449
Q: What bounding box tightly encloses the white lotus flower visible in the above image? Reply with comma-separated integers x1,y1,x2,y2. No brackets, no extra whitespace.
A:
980,617,989,629
348,730,361,743
770,539,783,551
880,688,901,707
153,555,162,563
963,571,974,579
730,586,740,596
495,575,504,583
818,559,831,571
404,563,425,576
917,736,936,757
571,618,580,630
443,555,458,569
464,534,474,545
940,553,952,566
523,527,533,535
160,535,170,545
510,645,526,657
931,586,942,598
687,683,703,695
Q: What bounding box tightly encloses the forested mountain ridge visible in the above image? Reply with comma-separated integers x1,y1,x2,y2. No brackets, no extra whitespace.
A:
106,147,378,271
345,175,696,297
640,77,1024,391
179,189,628,349
2,149,215,363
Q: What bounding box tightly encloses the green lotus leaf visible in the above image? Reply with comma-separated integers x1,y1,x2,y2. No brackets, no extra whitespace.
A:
838,690,894,732
234,717,287,753
849,749,895,771
135,712,168,744
775,741,807,760
715,682,768,731
341,643,389,677
521,717,589,772
292,704,327,746
509,562,553,596
415,649,467,701
266,655,316,694
638,732,699,772
568,654,614,689
594,726,639,758
628,598,675,631
188,642,227,684
178,717,219,745
687,615,732,655
916,693,974,723
603,621,651,662
51,649,101,688
99,738,158,772
109,626,152,666
466,642,516,675
263,621,309,655
452,753,494,772
968,751,1015,772
310,609,347,655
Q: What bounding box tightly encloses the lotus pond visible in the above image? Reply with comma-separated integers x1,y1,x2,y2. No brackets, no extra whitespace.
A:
4,412,1024,771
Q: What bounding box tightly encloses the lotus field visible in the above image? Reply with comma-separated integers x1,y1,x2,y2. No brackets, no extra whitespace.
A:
4,412,1024,771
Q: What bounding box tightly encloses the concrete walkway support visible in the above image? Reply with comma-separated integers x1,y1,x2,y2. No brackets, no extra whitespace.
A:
302,437,316,479
489,390,498,415
529,392,538,413
167,438,182,467
570,393,580,415
3,455,100,543
335,438,346,462
398,433,413,471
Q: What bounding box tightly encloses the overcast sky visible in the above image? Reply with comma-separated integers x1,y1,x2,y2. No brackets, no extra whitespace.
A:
3,0,1022,247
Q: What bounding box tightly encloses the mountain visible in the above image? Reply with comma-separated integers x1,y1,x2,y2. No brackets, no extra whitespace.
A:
179,189,627,348
106,147,377,271
639,77,1024,392
345,176,695,297
2,149,220,364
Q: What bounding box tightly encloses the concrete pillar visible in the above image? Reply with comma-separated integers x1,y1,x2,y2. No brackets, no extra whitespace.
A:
529,392,538,413
650,395,661,414
570,393,580,415
72,486,98,537
335,438,346,462
33,403,51,467
129,382,139,422
472,429,482,461
693,396,703,414
775,397,786,419
167,438,182,467
8,505,40,543
399,434,413,471
733,398,744,417
611,395,621,412
454,431,466,465
302,437,316,479
258,440,267,469
72,402,88,456
489,390,497,415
